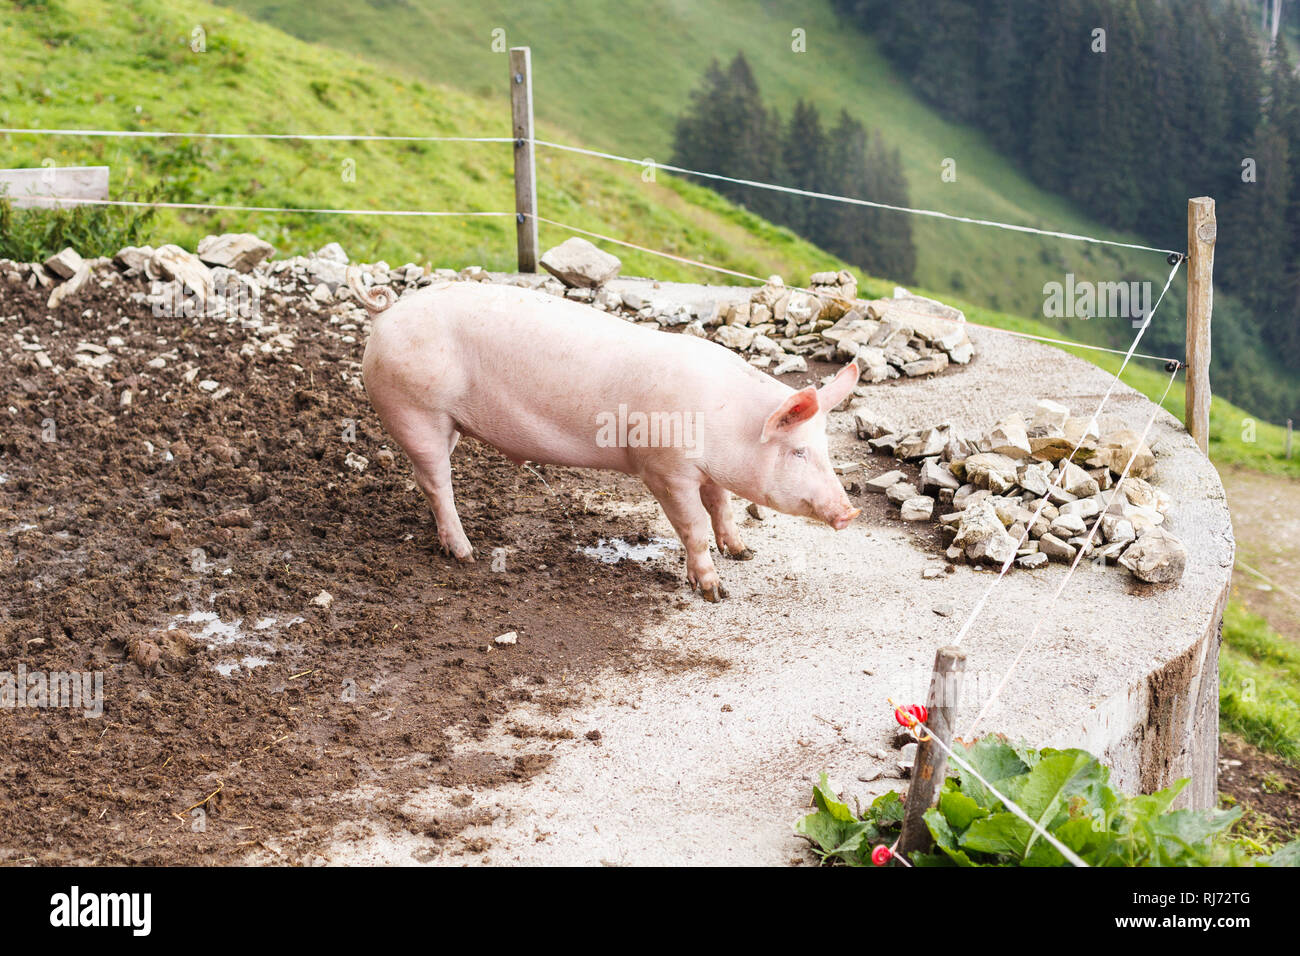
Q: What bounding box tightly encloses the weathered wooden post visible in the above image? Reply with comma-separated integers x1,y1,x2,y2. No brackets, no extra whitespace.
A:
1287,419,1293,460
898,645,967,857
1185,197,1215,455
509,46,539,273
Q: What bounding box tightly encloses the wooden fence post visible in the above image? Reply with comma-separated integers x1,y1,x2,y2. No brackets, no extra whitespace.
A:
1287,419,1293,460
1185,197,1215,455
898,645,967,858
509,46,539,273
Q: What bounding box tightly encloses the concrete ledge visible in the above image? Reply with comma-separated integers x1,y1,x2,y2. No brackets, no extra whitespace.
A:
323,304,1233,865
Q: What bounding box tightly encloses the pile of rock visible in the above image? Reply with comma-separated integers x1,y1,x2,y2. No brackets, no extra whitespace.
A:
704,276,975,380
821,287,974,382
2,234,459,324
854,398,1186,584
4,235,976,389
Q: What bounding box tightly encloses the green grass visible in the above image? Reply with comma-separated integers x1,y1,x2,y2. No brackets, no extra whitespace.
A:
6,0,1297,439
222,0,1172,315
221,0,1297,419
0,0,852,283
1220,600,1300,765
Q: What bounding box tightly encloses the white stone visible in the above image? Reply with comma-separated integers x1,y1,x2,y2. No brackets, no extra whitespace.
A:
1032,399,1070,430
901,496,935,521
540,237,621,289
988,416,1031,458
316,242,349,264
197,233,273,273
1118,528,1187,584
714,324,756,351
44,247,84,279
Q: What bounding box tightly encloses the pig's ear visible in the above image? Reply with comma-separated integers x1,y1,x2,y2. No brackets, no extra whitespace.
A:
761,387,820,443
817,361,860,411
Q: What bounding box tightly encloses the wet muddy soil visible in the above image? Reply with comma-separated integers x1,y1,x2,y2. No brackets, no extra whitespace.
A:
0,272,694,864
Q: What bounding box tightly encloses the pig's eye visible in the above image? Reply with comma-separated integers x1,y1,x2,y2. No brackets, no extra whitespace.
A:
792,447,808,460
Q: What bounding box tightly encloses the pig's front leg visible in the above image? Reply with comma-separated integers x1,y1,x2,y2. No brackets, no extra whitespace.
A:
700,483,754,561
645,477,728,602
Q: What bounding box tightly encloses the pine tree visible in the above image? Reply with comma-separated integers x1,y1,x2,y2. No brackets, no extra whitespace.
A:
671,59,729,180
822,111,872,267
782,100,828,236
1026,0,1081,194
869,137,918,283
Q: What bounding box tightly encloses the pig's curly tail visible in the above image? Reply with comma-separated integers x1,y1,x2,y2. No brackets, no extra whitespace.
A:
346,266,398,315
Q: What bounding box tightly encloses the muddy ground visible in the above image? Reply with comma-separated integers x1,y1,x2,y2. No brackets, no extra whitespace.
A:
2,266,1265,865
1221,464,1300,640
1219,735,1300,845
0,272,734,864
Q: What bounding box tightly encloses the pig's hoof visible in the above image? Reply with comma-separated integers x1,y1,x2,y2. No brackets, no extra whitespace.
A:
442,540,475,563
724,546,755,561
698,582,728,602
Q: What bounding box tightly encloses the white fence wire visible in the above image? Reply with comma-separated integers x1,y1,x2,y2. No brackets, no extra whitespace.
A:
3,121,1196,863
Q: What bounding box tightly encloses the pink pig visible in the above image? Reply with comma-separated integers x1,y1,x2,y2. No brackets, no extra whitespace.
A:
351,276,860,601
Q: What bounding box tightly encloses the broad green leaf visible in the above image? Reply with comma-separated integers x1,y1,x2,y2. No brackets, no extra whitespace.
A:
938,790,988,833
826,822,876,863
953,737,1028,810
1123,778,1189,828
924,807,977,866
795,774,876,863
959,811,1032,859
1264,840,1300,867
794,809,873,863
1145,808,1243,866
811,773,856,822
870,789,906,826
1024,838,1067,867
1013,744,1042,769
1014,750,1107,856
1053,816,1123,865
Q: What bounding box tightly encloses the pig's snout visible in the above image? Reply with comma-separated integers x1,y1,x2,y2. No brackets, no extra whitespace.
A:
827,505,860,530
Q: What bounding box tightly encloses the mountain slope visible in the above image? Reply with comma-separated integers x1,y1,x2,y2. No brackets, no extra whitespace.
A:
0,0,851,283
221,0,1178,310
220,0,1298,422
3,0,1298,471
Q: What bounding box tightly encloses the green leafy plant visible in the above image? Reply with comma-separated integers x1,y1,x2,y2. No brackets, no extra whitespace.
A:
0,188,157,263
797,737,1299,867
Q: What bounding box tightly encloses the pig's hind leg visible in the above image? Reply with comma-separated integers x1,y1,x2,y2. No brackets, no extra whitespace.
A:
646,478,728,602
699,483,753,560
402,419,475,563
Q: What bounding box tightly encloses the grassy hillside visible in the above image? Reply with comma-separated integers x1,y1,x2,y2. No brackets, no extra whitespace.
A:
223,0,1169,314
0,0,854,282
3,0,1297,477
220,0,1298,423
